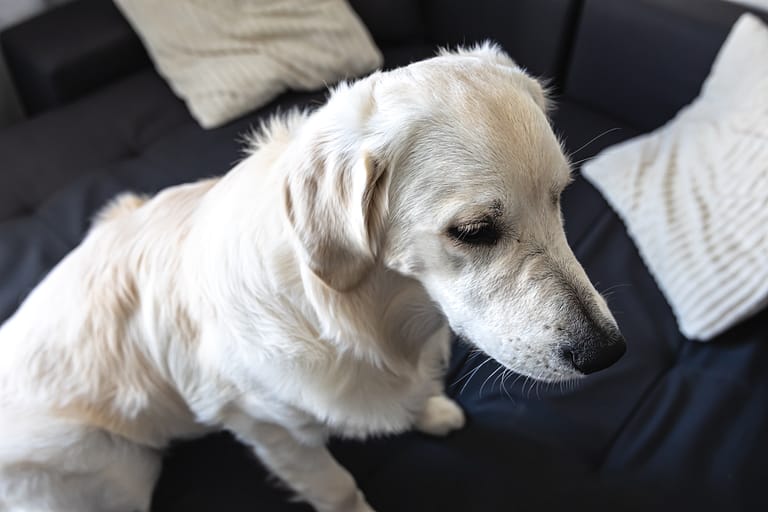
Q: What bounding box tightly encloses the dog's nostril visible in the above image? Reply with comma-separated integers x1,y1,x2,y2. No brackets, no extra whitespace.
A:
561,334,626,375
560,347,576,367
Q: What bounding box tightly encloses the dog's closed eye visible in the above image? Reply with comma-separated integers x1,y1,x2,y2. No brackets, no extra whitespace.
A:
448,220,500,246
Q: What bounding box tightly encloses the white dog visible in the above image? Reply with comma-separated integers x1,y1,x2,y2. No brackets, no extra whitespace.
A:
0,44,625,512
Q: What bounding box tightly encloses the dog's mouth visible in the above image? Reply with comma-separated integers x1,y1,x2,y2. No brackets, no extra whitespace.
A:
455,326,625,385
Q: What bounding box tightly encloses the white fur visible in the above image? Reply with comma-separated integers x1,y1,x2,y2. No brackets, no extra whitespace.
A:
0,44,618,511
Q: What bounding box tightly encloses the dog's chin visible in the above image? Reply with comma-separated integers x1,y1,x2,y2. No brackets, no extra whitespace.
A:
515,367,586,384
491,359,585,384
459,336,585,385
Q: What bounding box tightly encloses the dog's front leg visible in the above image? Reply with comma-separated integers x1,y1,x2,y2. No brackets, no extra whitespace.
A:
414,394,466,436
226,414,374,512
412,325,466,437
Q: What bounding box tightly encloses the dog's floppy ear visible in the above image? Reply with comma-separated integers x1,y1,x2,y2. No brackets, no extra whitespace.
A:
284,83,389,291
448,41,550,113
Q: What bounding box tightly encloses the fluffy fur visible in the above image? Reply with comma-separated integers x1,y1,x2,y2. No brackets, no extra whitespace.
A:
0,43,622,512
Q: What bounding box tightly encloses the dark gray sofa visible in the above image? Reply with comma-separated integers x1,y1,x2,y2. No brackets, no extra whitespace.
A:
1,1,766,510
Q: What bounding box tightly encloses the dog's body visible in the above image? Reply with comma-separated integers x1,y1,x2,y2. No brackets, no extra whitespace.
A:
0,116,453,512
0,45,624,512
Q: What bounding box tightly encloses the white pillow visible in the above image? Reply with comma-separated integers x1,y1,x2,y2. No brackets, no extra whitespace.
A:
582,13,768,341
114,0,383,129
725,0,768,10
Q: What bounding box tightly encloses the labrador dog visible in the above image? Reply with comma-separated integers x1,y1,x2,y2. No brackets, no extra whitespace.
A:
0,44,625,512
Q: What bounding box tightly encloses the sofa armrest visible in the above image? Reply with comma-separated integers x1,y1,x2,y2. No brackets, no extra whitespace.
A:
0,0,150,116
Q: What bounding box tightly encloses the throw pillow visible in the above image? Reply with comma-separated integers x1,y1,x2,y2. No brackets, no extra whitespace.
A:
114,0,383,128
582,13,768,340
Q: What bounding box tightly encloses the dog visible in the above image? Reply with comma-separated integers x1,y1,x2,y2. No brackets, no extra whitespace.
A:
0,43,625,512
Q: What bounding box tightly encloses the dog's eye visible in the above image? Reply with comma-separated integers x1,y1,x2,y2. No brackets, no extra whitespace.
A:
448,221,499,246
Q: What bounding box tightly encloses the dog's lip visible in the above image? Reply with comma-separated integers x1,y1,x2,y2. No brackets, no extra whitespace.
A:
453,333,586,382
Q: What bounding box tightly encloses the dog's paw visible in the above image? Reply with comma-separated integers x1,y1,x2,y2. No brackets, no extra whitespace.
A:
334,490,376,512
414,395,466,436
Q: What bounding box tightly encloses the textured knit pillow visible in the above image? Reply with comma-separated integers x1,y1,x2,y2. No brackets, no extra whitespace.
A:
582,13,768,341
114,0,383,128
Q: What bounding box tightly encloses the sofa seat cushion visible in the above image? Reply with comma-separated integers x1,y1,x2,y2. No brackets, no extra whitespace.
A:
599,320,768,510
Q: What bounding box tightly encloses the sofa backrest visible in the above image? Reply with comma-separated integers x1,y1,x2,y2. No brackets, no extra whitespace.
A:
348,0,427,45
1,0,149,116
2,0,583,116
564,0,768,132
420,0,581,84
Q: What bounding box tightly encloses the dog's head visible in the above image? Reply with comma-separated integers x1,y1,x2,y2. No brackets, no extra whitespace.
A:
283,43,625,382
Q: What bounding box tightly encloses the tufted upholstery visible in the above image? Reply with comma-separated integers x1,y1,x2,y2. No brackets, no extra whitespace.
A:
0,0,766,510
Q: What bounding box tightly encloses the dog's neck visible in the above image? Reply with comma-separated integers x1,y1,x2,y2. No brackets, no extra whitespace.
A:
185,138,447,376
299,260,446,377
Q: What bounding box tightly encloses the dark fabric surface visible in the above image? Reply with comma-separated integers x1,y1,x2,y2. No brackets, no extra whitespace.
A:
1,1,767,511
0,216,71,321
0,0,150,115
0,70,190,222
0,172,27,221
421,0,580,83
551,98,641,247
348,0,426,45
565,0,768,132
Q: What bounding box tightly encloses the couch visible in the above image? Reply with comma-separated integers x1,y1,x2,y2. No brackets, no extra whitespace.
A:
1,0,766,510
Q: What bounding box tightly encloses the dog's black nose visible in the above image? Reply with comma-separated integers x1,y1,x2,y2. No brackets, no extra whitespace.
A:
561,331,626,375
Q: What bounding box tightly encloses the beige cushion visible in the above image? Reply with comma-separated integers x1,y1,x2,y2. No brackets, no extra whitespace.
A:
582,14,768,340
115,0,383,128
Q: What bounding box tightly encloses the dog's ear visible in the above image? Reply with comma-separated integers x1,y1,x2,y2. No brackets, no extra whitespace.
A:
284,84,389,291
447,41,550,113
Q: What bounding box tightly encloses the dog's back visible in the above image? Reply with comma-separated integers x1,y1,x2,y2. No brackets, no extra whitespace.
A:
94,191,148,223
0,179,217,511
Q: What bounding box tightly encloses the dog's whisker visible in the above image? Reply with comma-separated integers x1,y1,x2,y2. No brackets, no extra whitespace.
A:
509,371,525,391
451,353,482,385
451,354,492,389
567,127,622,159
457,356,493,396
493,367,505,392
599,282,631,295
570,155,597,167
479,365,504,398
500,370,515,401
523,375,533,399
464,349,485,364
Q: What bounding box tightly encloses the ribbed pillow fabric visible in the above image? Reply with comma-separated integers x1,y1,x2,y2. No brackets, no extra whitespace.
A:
582,13,768,341
114,0,383,129
725,0,768,10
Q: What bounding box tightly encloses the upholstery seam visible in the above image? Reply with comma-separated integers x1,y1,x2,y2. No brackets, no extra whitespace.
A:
558,0,587,89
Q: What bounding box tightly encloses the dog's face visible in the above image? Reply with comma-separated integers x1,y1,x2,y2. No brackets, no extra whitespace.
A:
284,44,625,382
